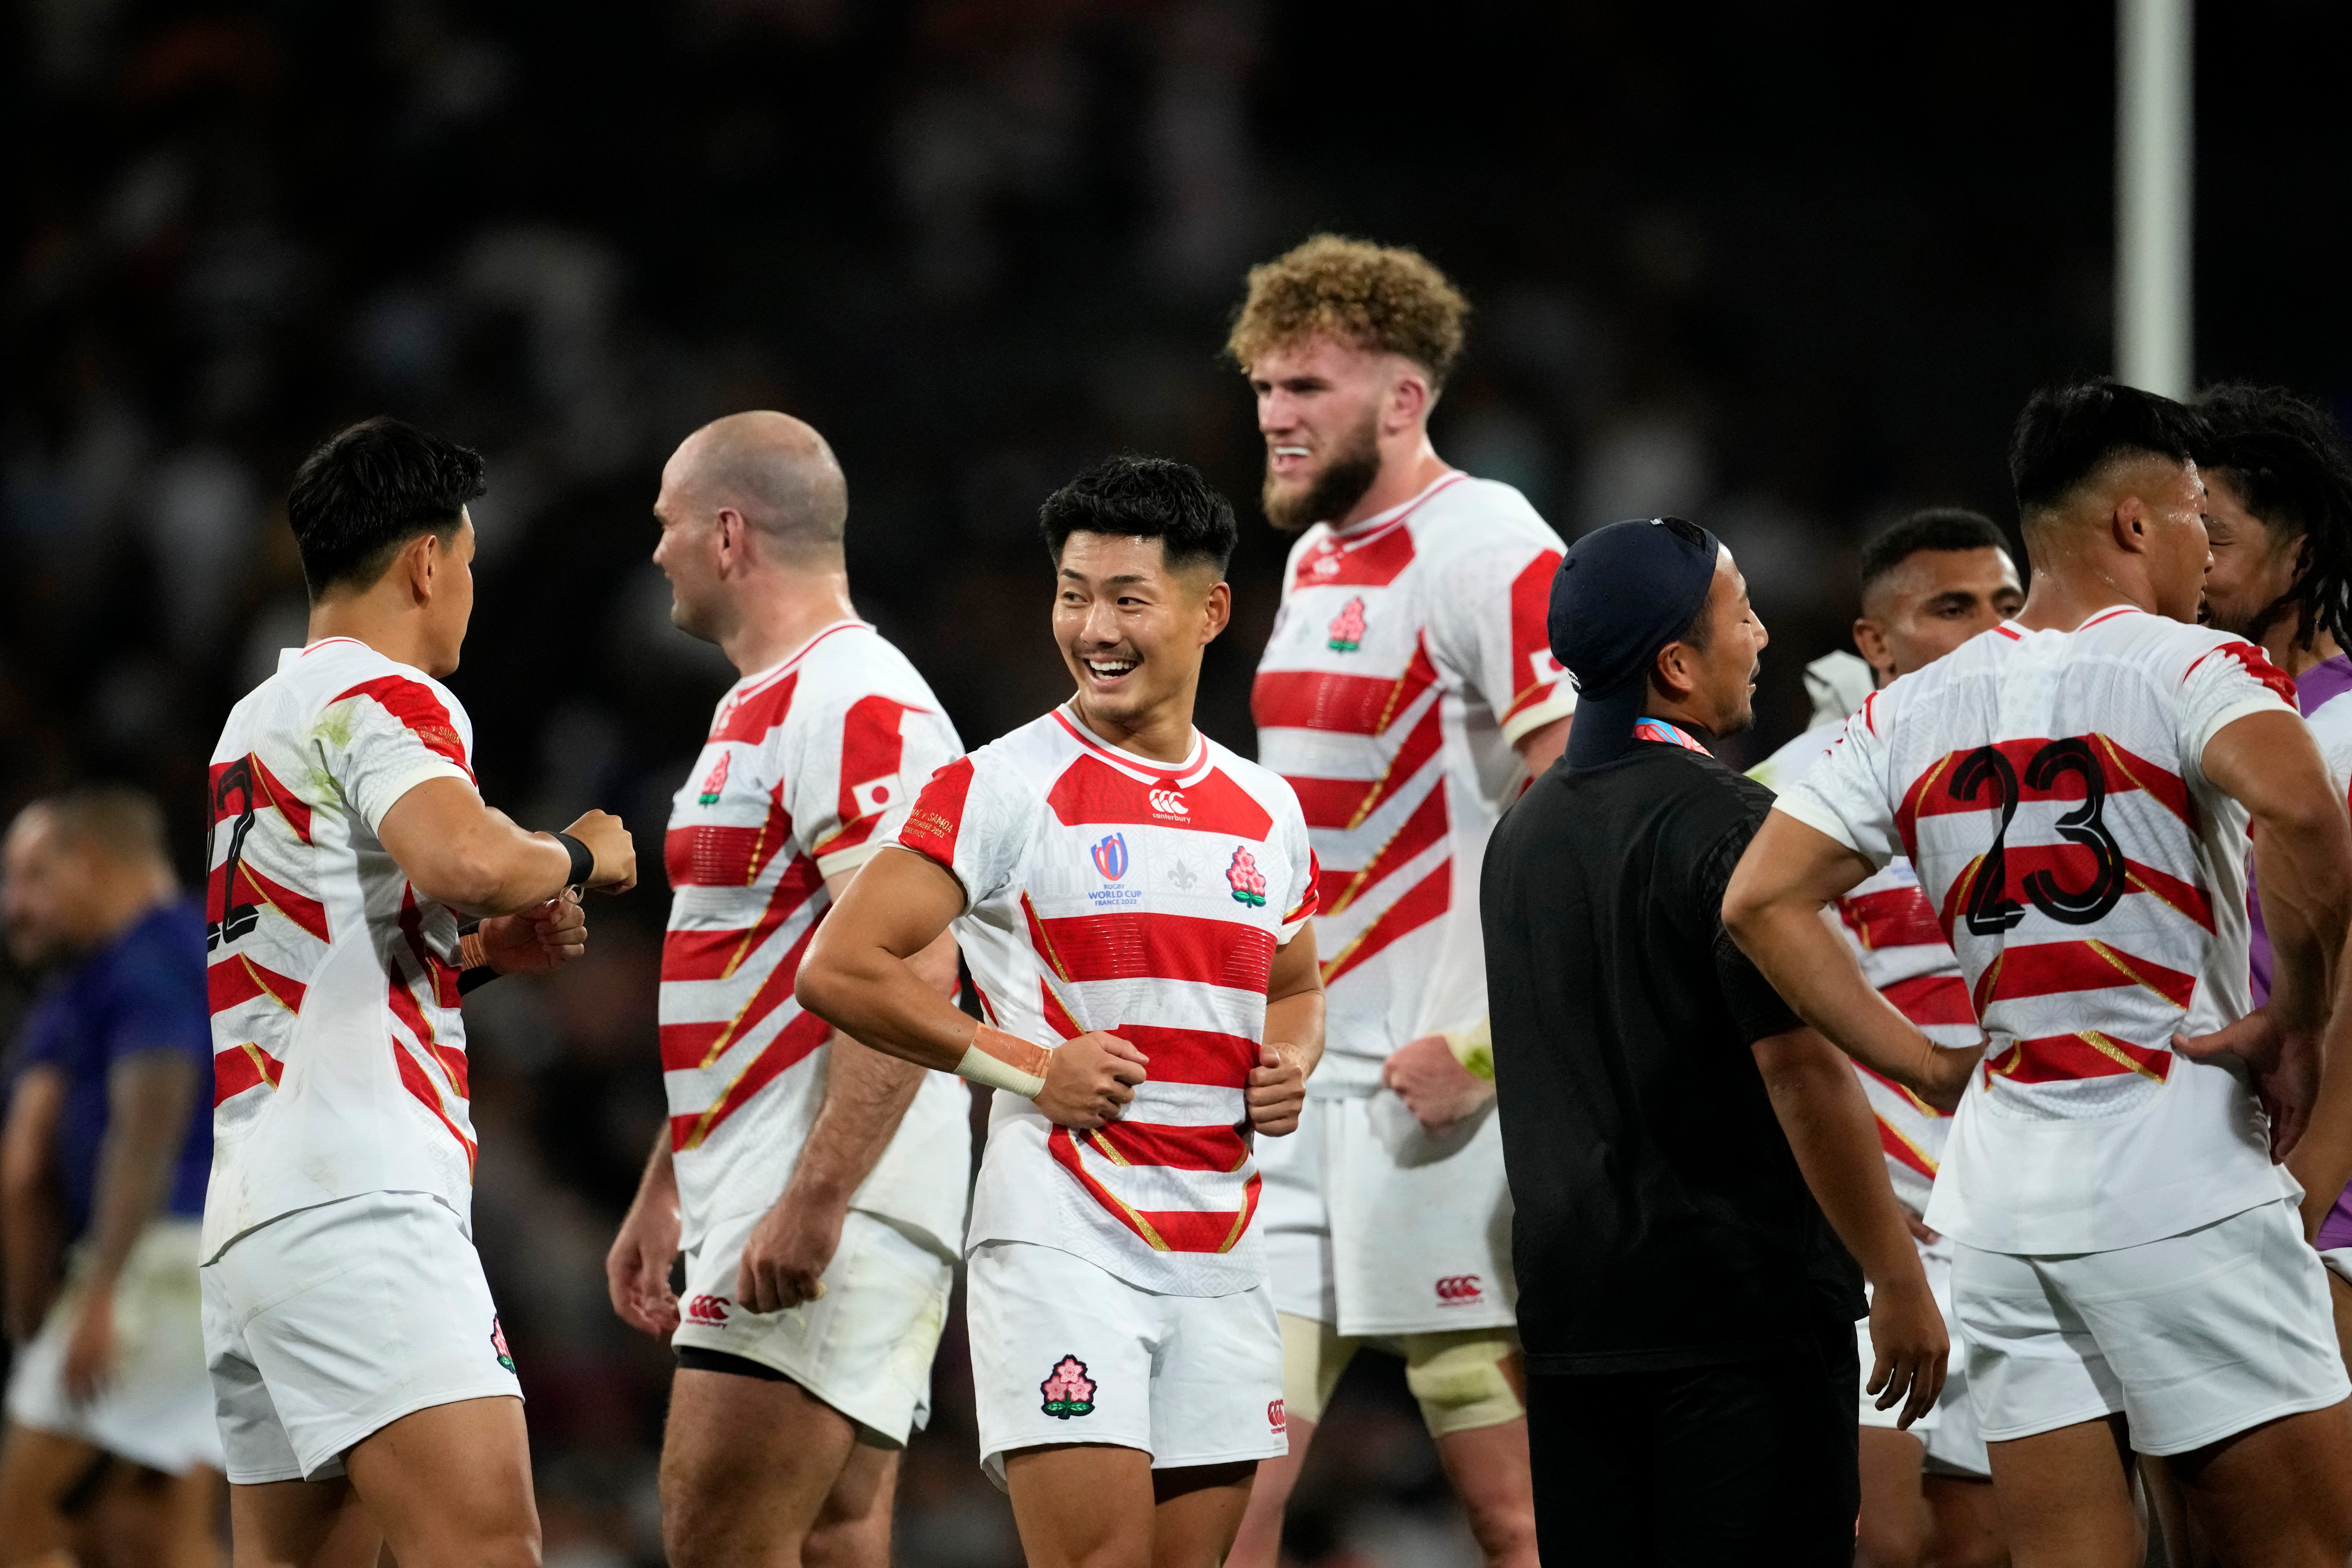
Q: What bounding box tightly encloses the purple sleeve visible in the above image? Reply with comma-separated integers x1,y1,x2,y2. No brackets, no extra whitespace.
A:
2317,1184,2352,1253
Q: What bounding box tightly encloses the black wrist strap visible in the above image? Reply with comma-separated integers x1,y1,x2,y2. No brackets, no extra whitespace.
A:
554,831,595,891
459,966,501,996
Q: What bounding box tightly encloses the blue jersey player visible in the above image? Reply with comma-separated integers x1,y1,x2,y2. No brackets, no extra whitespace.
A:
1,788,221,1566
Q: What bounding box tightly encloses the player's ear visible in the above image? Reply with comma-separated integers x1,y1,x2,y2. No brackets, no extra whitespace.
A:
2112,493,2150,554
1852,617,1893,684
402,530,440,606
1199,579,1232,644
1386,367,1430,433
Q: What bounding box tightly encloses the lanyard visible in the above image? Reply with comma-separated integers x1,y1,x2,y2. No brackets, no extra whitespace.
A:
1631,718,1712,756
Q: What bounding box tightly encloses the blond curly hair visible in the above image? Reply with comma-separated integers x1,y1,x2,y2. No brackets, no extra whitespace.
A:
1226,234,1469,389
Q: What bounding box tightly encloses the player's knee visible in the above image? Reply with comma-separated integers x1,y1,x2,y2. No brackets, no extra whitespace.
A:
1402,1333,1524,1438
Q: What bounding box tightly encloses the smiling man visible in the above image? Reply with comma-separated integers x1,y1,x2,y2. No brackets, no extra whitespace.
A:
1225,236,1569,1568
796,455,1325,1568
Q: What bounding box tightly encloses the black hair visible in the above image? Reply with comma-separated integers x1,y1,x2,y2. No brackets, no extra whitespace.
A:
2008,378,2205,519
2198,383,2352,652
1038,454,1238,576
1859,508,2011,601
285,417,487,599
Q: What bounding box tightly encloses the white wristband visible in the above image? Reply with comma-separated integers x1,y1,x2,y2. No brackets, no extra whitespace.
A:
956,1024,1050,1099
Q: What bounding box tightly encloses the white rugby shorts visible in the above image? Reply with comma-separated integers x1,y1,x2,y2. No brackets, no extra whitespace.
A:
201,1190,520,1483
6,1218,222,1476
2321,1246,2352,1291
966,1239,1286,1489
1855,1230,1988,1478
1954,1197,2350,1456
1258,1089,1515,1336
671,1205,955,1447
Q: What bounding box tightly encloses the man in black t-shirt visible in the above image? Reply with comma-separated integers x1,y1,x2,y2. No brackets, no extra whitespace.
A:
1484,516,1945,1565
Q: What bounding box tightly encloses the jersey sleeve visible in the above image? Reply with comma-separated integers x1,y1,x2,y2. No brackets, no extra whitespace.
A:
789,693,965,881
1425,536,1573,746
1276,799,1320,946
2178,635,2298,764
1772,691,1902,870
893,751,1028,911
322,676,477,834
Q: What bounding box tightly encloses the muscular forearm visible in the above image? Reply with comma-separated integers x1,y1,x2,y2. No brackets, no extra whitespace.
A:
84,1054,197,1286
1729,899,1969,1101
2252,815,2352,1034
628,1127,678,1214
1265,989,1325,1081
783,1037,926,1211
2291,938,2352,1237
1756,1027,1926,1291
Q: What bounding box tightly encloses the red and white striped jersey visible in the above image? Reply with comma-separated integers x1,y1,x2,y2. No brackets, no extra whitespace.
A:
202,638,483,1258
661,621,968,1249
1778,607,2303,1253
1760,719,1974,1218
1251,473,1572,1085
894,705,1318,1295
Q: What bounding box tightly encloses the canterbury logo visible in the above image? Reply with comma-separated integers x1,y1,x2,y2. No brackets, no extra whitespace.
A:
1269,1398,1287,1433
1434,1275,1482,1304
684,1293,730,1326
1148,789,1188,816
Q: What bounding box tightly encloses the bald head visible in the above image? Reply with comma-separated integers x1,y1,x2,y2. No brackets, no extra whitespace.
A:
4,788,177,967
669,411,848,563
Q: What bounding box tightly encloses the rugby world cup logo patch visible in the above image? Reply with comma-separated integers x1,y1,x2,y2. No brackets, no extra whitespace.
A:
491,1314,517,1373
1091,833,1129,881
1040,1354,1096,1418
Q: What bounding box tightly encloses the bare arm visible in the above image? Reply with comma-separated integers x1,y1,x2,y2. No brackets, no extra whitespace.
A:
1723,814,1980,1106
1382,717,1569,1129
378,779,636,917
2191,710,2352,1180
1513,714,1570,782
796,847,1145,1128
1753,1024,1946,1426
1,1067,64,1342
59,1050,200,1398
734,869,959,1313
607,1129,681,1335
1247,928,1326,1138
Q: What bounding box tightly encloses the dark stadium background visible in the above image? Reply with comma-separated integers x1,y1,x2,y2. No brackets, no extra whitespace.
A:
7,2,2352,1562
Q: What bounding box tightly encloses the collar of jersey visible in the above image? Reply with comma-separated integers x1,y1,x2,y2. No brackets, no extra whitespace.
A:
280,635,369,672
1052,703,1212,785
1323,469,1468,546
731,619,868,702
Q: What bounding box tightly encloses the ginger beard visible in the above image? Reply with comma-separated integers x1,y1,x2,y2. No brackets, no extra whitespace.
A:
1263,403,1383,534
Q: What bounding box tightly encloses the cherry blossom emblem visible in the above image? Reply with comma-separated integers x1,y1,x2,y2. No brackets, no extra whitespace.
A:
1040,1354,1096,1418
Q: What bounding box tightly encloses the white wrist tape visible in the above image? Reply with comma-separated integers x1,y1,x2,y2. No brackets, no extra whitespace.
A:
957,1024,1050,1099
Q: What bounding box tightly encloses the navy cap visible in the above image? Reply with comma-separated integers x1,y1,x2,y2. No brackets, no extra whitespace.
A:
1549,516,1722,768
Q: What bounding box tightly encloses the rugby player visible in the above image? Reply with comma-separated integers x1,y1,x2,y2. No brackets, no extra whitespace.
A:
1751,510,2023,1568
203,417,632,1568
1226,235,1566,1568
2194,384,2352,1367
1,790,221,1567
1726,380,2352,1567
797,455,1325,1568
603,412,969,1567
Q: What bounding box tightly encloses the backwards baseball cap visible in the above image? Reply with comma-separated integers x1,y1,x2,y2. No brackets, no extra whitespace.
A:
1549,516,1723,768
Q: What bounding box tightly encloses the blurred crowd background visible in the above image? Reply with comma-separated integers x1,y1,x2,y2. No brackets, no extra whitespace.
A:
9,2,2352,1563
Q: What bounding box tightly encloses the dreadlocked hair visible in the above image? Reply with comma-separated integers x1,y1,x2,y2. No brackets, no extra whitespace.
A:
2198,383,2352,653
